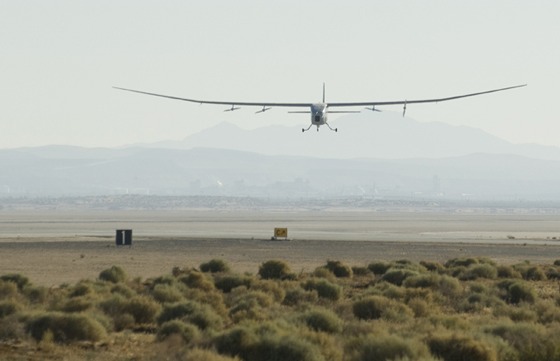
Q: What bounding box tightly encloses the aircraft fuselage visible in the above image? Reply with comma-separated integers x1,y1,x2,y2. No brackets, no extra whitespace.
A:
311,103,327,127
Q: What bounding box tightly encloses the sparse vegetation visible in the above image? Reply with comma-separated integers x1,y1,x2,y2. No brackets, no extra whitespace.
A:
299,307,342,333
302,278,342,301
2,257,560,360
200,259,231,273
157,320,199,343
25,312,107,343
258,260,293,280
98,265,127,283
324,260,353,278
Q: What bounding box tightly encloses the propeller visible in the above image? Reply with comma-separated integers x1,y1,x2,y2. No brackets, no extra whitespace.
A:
255,106,271,114
402,101,407,117
365,106,382,112
224,105,240,112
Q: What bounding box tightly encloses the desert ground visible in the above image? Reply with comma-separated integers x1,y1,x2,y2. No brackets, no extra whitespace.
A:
1,209,560,286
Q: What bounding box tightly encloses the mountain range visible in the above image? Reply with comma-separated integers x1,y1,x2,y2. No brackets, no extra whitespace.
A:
2,112,560,201
151,111,560,161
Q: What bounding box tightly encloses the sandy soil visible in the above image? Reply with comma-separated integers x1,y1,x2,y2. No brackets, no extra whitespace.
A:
1,209,560,286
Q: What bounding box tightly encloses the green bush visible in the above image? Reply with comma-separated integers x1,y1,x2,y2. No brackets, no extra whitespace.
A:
152,274,177,287
180,349,240,361
112,313,135,331
99,294,127,316
152,284,184,303
460,264,498,280
215,326,323,361
459,293,505,314
302,279,342,301
381,268,418,286
373,282,405,300
312,267,334,279
404,273,441,288
248,335,323,361
407,298,430,317
25,312,107,343
420,260,444,272
251,279,286,303
23,285,47,304
513,263,547,281
505,306,538,322
498,280,536,304
404,273,463,299
445,258,480,268
215,275,252,293
179,271,215,291
126,296,161,324
228,289,273,321
509,282,536,304
535,300,560,324
545,266,560,280
352,295,412,321
214,325,258,358
497,265,522,279
0,300,21,318
367,261,390,275
353,296,386,320
282,288,318,306
347,334,429,361
487,322,557,361
438,275,463,298
0,274,29,290
427,333,497,361
0,280,18,300
258,260,292,280
183,348,240,361
61,297,93,313
351,266,370,276
98,266,127,283
157,320,199,343
110,283,136,298
69,282,93,297
525,266,547,281
158,301,223,331
0,315,25,341
300,308,342,333
99,294,160,326
200,259,230,273
324,260,353,278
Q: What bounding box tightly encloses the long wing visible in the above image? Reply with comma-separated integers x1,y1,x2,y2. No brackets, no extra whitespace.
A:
327,84,527,107
113,84,526,110
112,87,311,108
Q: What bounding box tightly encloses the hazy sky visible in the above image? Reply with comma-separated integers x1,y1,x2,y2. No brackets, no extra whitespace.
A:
1,1,557,149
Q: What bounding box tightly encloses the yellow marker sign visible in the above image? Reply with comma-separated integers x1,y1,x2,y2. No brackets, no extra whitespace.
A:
274,228,288,238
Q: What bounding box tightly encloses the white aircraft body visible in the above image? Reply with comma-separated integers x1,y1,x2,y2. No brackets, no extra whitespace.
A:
114,83,526,132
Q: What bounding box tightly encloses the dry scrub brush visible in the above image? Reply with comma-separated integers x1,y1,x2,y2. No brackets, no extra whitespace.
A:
2,259,560,361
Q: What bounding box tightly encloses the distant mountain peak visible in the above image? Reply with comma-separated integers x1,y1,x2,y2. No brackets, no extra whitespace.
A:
149,112,560,161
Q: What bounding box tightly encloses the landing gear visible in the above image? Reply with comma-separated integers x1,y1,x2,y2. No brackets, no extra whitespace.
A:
302,124,313,132
326,123,337,132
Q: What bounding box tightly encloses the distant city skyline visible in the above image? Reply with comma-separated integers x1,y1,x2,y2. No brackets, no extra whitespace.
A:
1,1,557,149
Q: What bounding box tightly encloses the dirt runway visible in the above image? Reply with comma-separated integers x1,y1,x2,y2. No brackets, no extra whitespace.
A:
1,209,560,286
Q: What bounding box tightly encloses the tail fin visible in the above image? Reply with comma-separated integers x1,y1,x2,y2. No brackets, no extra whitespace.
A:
322,83,325,103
